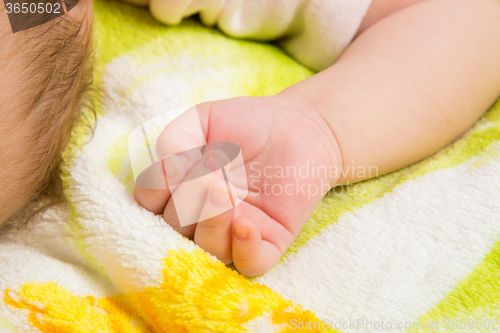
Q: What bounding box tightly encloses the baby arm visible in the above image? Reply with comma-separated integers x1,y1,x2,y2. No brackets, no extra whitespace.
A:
135,0,500,276
283,0,500,184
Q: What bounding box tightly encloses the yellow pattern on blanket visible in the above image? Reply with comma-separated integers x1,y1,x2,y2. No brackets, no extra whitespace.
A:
5,249,332,333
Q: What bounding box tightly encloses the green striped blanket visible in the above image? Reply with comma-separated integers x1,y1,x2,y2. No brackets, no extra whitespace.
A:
1,1,500,332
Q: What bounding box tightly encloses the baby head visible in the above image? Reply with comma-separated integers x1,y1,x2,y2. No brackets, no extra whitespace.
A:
0,2,93,228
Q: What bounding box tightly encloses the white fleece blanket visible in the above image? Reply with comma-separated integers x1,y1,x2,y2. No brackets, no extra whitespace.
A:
1,1,500,332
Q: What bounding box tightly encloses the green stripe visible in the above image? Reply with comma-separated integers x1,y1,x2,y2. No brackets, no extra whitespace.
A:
93,0,313,100
408,238,500,332
283,99,500,261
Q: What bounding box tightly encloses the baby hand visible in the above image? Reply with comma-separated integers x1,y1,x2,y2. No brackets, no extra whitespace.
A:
134,95,341,276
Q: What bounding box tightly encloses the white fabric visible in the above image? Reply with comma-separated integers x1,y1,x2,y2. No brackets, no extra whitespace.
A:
148,0,373,71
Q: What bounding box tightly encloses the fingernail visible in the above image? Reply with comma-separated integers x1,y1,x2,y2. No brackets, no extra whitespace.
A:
160,157,178,178
210,184,230,207
234,222,249,241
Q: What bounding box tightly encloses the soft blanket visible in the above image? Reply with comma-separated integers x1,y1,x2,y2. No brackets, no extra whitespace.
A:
1,1,500,332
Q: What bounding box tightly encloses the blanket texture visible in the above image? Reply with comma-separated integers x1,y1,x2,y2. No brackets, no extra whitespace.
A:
1,1,500,332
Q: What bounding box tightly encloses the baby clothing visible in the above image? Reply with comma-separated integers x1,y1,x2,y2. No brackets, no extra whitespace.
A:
148,0,374,71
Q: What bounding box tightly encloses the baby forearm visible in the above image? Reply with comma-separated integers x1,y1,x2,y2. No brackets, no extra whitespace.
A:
282,0,500,185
